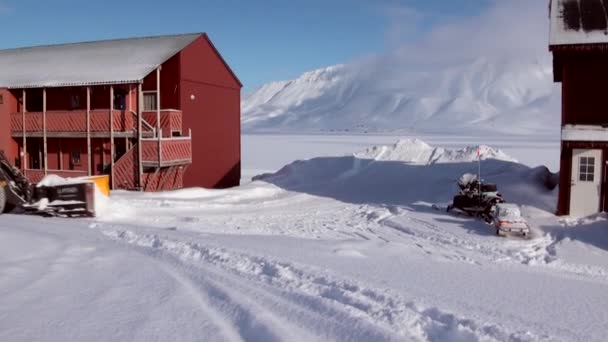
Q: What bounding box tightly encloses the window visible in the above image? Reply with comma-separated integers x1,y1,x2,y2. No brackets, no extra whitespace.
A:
114,91,126,110
579,157,595,182
143,92,157,111
70,94,80,109
0,94,3,104
71,150,81,166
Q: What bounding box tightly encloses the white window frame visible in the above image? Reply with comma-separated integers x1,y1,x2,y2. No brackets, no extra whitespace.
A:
143,91,158,111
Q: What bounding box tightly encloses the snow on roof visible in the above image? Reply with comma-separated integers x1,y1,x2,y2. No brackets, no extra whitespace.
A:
0,33,202,89
550,0,608,46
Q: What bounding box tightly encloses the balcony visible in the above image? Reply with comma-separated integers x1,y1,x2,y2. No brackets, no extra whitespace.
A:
142,110,183,137
141,136,192,167
10,110,138,137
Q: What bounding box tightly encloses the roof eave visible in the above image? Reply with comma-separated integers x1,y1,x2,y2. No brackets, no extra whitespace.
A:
549,42,608,52
5,79,143,89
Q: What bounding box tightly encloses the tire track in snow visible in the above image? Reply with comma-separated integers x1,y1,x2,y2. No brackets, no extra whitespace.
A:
102,228,547,342
361,205,608,281
151,261,247,342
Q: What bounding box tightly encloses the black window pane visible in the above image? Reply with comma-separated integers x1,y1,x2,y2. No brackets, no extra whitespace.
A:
588,174,594,182
588,165,594,174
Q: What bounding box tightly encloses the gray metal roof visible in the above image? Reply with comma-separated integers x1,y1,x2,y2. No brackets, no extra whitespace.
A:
0,33,202,89
550,0,608,46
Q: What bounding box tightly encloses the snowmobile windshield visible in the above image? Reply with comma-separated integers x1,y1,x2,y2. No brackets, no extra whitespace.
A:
498,206,521,219
458,173,478,189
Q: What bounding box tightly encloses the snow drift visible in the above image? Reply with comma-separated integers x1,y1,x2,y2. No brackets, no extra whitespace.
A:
254,139,558,212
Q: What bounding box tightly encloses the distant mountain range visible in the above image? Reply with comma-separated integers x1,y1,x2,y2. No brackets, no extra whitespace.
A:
241,54,561,135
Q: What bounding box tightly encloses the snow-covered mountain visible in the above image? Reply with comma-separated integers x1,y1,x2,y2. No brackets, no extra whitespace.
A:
242,55,561,135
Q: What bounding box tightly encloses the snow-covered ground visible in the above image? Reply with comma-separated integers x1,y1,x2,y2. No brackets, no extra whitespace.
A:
2,135,608,342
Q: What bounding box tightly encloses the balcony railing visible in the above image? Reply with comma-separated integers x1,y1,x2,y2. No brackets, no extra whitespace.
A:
10,110,136,134
142,110,183,137
141,135,192,167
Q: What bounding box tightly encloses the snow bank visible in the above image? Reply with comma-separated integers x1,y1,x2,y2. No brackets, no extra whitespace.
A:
36,174,92,187
354,138,517,164
255,138,557,212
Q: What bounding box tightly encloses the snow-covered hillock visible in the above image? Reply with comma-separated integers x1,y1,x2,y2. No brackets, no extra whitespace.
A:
354,138,516,164
254,139,557,212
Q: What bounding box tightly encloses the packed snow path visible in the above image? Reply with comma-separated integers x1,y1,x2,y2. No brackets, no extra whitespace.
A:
2,139,608,341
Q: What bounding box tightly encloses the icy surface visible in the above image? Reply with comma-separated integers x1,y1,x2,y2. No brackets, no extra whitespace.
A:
2,137,608,341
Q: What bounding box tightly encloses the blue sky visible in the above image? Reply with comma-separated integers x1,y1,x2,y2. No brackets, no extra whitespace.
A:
0,0,494,92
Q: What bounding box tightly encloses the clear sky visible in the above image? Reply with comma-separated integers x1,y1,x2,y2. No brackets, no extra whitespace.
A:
0,0,494,93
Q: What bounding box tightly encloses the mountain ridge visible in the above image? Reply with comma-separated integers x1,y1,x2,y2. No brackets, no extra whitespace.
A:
242,55,560,135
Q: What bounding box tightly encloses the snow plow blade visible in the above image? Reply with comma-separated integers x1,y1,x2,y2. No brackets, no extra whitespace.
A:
24,181,97,217
85,175,110,197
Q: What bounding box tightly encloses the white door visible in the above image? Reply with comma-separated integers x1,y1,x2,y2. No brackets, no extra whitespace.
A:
570,149,603,217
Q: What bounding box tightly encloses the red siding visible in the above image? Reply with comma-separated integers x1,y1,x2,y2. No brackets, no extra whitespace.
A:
143,54,181,110
557,143,572,215
178,35,241,188
559,52,608,125
555,50,608,214
0,89,18,162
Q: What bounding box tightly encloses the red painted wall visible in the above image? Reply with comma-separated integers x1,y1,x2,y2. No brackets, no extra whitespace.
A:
555,51,608,214
178,35,241,188
143,54,181,110
560,53,608,125
0,89,18,163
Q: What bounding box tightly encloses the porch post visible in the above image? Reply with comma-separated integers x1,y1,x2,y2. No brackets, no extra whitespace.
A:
137,83,143,190
128,84,132,152
156,67,161,136
59,140,63,170
110,85,114,190
21,89,27,170
43,88,47,176
156,67,162,165
87,87,91,176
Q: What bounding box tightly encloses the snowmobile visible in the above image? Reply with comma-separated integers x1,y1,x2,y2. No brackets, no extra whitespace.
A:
446,173,504,222
0,151,96,217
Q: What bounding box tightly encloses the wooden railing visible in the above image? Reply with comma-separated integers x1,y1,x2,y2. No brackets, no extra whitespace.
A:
141,135,192,166
113,144,138,190
10,110,136,133
142,110,183,137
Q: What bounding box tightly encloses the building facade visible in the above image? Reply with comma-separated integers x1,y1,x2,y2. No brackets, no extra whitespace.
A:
0,33,242,191
550,0,608,216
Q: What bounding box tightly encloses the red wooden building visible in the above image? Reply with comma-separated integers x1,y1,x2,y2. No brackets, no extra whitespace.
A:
0,33,242,191
550,0,608,216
